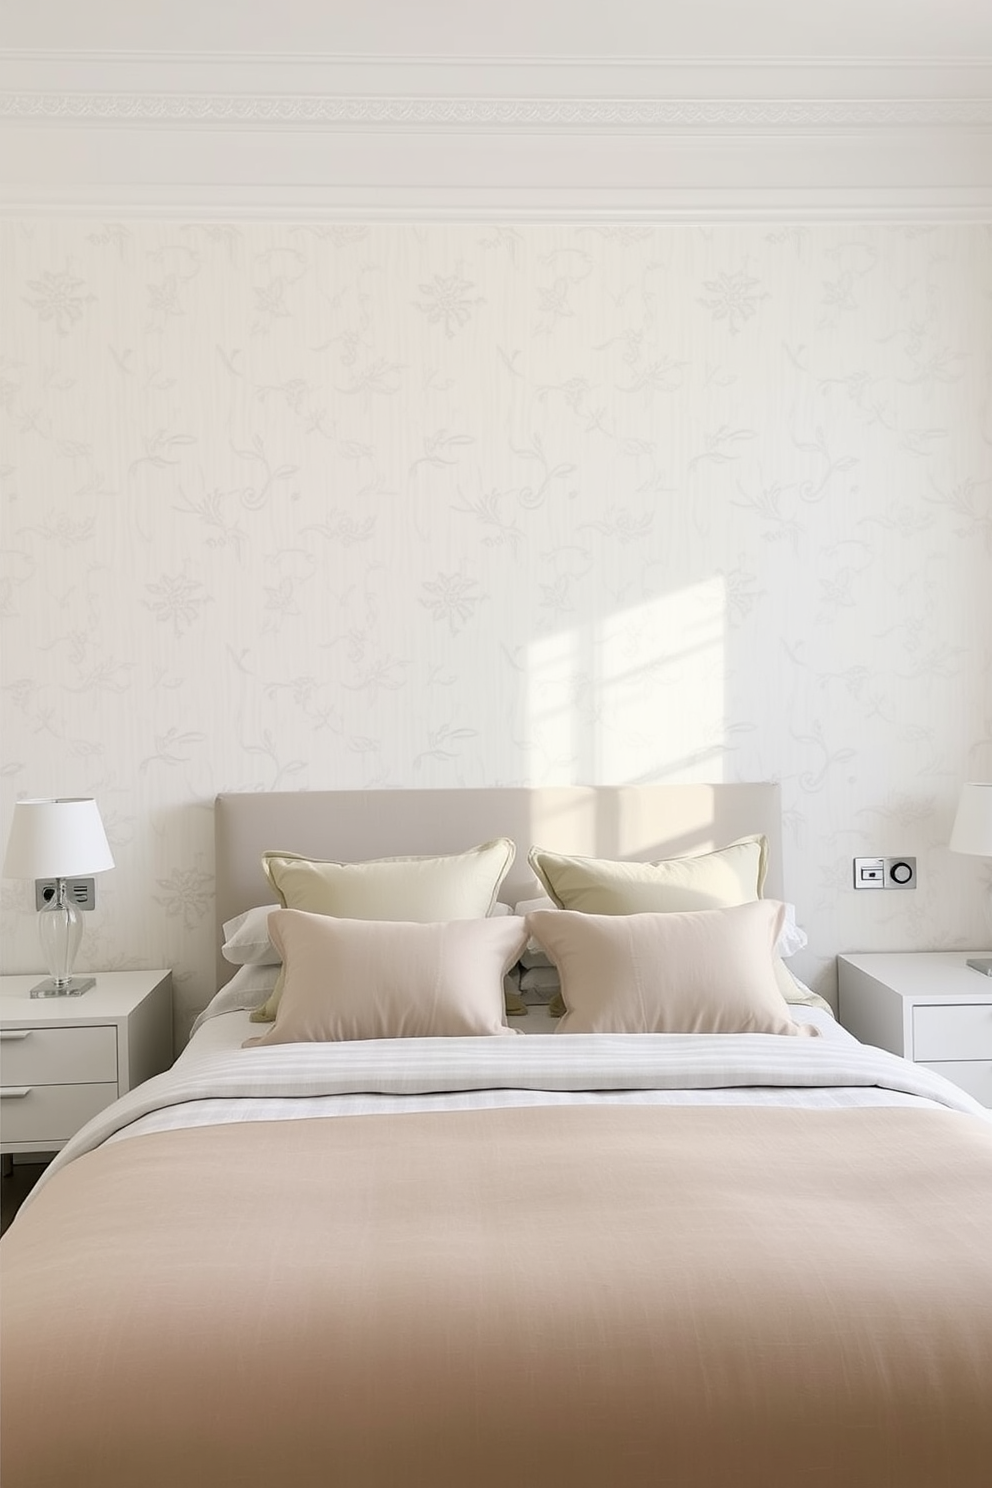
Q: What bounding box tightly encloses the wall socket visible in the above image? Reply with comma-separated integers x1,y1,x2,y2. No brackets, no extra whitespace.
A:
853,857,917,890
35,878,97,911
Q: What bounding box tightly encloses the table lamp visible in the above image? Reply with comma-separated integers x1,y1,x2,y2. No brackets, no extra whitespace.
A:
2,797,115,997
949,781,992,975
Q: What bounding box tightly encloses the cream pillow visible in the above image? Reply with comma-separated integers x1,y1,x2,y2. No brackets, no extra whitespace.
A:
251,838,516,1023
245,910,528,1045
526,902,812,1037
263,838,515,919
528,836,769,914
528,836,803,1006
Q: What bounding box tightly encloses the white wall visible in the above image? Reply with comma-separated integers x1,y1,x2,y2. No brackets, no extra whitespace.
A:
2,216,990,1040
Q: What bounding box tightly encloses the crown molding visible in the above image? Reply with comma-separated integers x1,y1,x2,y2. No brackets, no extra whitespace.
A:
1,49,989,218
3,90,992,129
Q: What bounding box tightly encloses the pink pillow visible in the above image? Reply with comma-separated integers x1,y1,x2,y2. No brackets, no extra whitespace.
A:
245,910,528,1045
526,901,812,1037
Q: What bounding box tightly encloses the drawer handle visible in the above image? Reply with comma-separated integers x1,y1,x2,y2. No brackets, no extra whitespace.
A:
0,1031,31,1042
0,1087,31,1099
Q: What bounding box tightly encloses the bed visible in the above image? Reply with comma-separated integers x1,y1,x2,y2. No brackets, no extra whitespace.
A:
3,784,992,1488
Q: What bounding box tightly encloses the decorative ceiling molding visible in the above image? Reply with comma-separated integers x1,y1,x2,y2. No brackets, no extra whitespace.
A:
3,90,992,129
1,46,989,219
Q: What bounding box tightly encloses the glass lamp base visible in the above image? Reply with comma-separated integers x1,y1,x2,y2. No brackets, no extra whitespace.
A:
34,887,89,996
30,976,96,998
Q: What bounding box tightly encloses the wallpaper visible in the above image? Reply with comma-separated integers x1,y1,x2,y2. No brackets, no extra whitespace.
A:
2,219,991,1045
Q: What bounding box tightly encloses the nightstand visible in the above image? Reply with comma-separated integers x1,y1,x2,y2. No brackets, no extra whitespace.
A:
0,970,173,1155
837,952,992,1107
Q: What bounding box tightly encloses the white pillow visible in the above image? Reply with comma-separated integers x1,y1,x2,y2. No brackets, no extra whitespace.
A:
777,902,808,958
189,963,281,1037
221,904,283,966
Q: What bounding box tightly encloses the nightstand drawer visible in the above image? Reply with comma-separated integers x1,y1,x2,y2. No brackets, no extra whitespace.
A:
0,1026,118,1086
920,1062,992,1107
913,1005,992,1061
0,1082,119,1145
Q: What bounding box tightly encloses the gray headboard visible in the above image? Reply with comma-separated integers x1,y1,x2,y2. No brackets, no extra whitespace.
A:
214,784,783,987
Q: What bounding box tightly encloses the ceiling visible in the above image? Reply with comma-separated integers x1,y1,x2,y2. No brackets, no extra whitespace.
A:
1,0,990,217
4,0,992,58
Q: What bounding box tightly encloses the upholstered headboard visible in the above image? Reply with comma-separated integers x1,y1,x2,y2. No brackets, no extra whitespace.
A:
213,785,784,987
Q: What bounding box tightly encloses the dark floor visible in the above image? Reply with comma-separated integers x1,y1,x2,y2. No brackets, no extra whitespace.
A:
0,1159,49,1234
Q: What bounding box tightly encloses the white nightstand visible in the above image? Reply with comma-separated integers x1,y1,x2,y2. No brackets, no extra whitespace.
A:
0,970,173,1155
837,952,992,1107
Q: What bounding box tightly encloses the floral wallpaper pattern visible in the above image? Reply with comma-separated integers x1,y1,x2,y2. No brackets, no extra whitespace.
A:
2,219,991,1045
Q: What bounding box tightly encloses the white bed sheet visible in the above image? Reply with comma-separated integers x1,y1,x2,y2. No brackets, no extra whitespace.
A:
97,1001,987,1156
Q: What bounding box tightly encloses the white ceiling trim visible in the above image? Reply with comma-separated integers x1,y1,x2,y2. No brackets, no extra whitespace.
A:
3,91,992,129
1,48,989,219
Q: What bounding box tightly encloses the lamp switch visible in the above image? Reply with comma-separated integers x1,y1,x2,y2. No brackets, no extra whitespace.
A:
852,857,917,890
35,878,96,912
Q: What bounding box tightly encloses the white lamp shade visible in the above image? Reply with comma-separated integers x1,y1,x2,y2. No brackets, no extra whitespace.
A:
2,798,115,879
949,783,992,858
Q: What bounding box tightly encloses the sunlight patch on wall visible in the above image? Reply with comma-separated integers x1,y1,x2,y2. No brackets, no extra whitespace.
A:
527,578,728,785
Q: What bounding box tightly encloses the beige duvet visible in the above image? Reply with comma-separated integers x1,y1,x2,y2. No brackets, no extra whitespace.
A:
3,1099,992,1488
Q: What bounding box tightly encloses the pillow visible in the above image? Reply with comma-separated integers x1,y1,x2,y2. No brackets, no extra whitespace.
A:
529,835,769,914
777,902,807,958
244,910,528,1046
528,836,801,1005
189,963,282,1038
262,838,515,920
526,902,813,1037
514,883,812,1015
221,904,283,966
250,838,516,1023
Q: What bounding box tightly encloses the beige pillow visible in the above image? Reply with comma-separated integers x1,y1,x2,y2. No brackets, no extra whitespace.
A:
526,902,812,1037
245,910,528,1045
251,838,516,1023
528,836,802,1006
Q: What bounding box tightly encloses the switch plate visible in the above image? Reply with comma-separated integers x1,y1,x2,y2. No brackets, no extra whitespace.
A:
35,878,97,911
885,857,916,889
853,857,916,890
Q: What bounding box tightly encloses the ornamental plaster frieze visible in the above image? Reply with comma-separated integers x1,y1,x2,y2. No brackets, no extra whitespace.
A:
1,91,992,129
